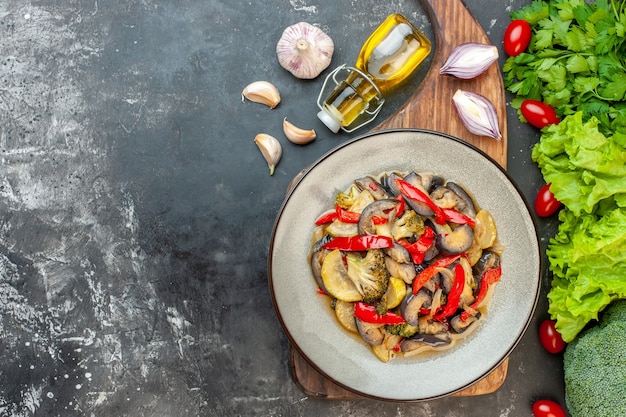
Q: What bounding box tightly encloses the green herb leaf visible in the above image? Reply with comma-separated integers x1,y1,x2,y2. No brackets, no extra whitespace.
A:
510,0,549,23
566,54,590,73
508,0,626,343
598,71,626,100
503,0,626,135
534,29,554,49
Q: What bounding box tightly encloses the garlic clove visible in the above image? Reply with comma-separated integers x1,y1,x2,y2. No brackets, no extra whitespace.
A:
440,43,499,79
276,22,334,79
242,81,281,109
254,133,282,175
283,118,316,145
452,89,502,140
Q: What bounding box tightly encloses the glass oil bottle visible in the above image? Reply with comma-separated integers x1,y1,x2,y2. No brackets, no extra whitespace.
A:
317,14,432,133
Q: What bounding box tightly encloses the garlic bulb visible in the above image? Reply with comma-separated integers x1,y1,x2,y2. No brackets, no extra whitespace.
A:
452,90,502,140
283,118,316,145
254,133,282,175
276,22,334,79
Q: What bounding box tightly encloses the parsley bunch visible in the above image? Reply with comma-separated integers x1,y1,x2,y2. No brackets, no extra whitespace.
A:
503,0,626,135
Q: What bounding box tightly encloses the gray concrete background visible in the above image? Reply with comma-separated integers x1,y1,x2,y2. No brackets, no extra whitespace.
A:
0,1,565,416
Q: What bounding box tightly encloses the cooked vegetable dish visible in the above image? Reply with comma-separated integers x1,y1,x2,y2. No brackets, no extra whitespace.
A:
309,171,503,362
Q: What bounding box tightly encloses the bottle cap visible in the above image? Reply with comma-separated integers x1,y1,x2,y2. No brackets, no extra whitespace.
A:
317,109,341,133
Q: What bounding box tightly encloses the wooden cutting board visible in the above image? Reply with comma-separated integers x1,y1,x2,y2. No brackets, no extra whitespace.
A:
289,0,509,399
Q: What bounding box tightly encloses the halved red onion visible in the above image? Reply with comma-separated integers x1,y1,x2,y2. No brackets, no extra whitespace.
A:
440,43,499,79
452,90,502,140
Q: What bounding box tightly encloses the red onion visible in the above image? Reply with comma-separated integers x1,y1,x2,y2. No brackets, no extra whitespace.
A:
440,43,499,79
452,90,502,140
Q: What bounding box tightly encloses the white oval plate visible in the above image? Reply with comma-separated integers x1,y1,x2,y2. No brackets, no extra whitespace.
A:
269,129,541,401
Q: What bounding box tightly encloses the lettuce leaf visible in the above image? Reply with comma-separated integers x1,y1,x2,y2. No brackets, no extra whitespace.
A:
546,208,626,342
532,112,626,216
532,111,626,342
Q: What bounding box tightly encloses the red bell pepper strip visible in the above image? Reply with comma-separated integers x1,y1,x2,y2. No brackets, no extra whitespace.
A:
397,227,436,264
322,235,394,251
433,263,465,321
460,265,502,321
354,302,406,325
372,215,388,225
314,209,338,225
395,195,405,217
420,307,432,315
442,208,476,227
394,179,447,225
336,205,361,223
413,254,463,295
367,181,379,192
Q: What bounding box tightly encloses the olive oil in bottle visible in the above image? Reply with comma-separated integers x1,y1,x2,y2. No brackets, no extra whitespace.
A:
355,14,432,93
317,68,383,133
317,14,432,133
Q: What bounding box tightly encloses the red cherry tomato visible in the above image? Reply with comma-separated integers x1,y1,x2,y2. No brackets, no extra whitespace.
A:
521,100,560,129
532,399,566,417
504,19,532,56
535,184,562,217
539,319,566,353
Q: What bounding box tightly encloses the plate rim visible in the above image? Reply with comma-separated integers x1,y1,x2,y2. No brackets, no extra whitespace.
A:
268,128,542,401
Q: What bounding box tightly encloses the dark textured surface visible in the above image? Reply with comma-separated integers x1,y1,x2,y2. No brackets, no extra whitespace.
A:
0,1,565,416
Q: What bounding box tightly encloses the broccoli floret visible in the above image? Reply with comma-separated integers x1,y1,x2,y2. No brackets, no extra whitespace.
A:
391,210,425,241
374,295,389,315
335,186,360,209
563,300,626,417
386,323,418,338
346,249,390,303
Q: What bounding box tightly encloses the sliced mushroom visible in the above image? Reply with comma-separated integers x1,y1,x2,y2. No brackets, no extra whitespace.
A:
385,242,413,264
355,176,390,200
423,241,440,262
473,250,501,278
355,318,385,346
450,314,479,333
400,289,432,326
446,182,477,217
438,265,456,294
419,172,445,193
385,256,417,284
381,172,403,197
401,332,451,355
384,243,416,284
418,316,448,335
421,272,441,293
357,199,398,235
426,288,445,317
436,223,474,255
430,185,466,210
310,235,333,291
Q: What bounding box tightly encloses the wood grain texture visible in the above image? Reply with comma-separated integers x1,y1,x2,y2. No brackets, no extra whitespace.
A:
289,347,509,399
289,0,509,399
375,0,508,169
